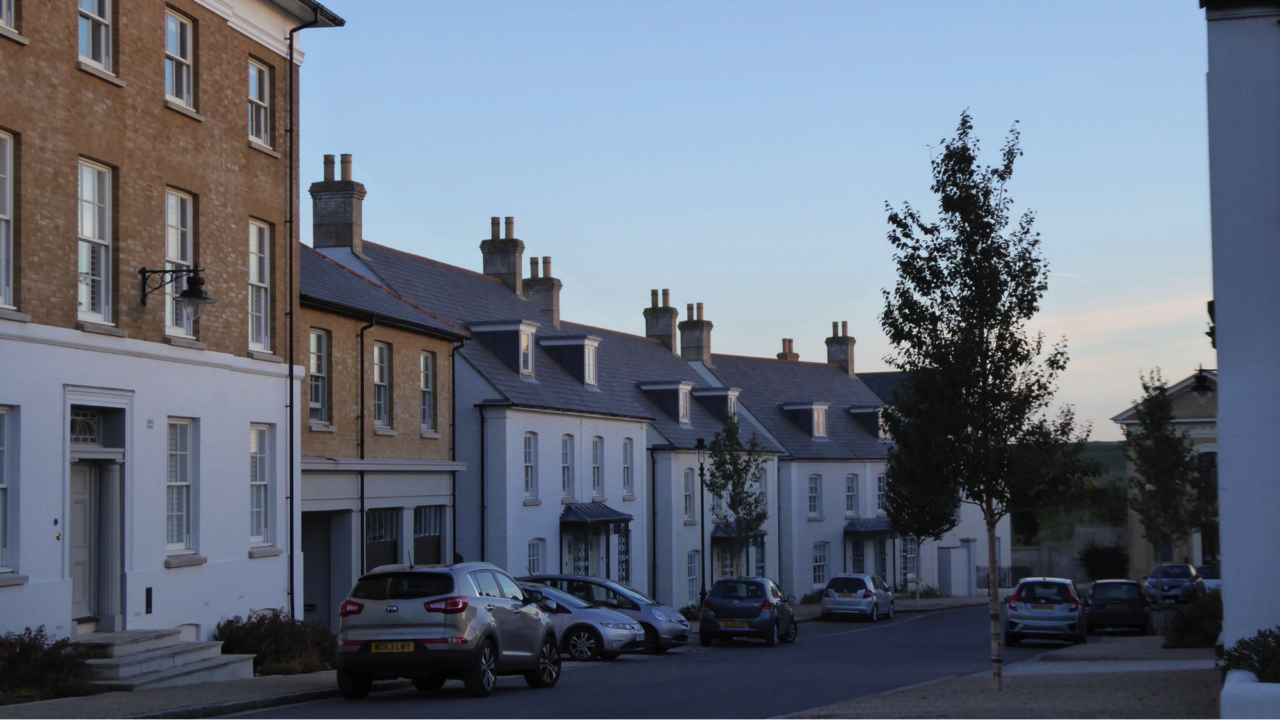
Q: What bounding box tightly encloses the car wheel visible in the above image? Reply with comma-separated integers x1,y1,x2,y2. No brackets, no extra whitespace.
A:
337,670,372,700
641,624,660,653
782,620,799,644
565,627,601,661
765,621,779,647
870,604,879,623
699,631,713,647
524,636,562,689
464,641,498,697
412,675,447,693
821,612,832,622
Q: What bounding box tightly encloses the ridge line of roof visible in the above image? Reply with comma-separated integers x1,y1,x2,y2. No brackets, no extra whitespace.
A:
363,240,506,284
712,352,841,367
560,320,662,344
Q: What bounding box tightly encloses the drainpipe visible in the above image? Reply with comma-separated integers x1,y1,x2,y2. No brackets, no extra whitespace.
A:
649,447,658,600
357,318,375,572
450,340,463,562
478,405,487,562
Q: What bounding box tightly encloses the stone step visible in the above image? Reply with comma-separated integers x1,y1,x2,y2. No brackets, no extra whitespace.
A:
71,629,182,658
92,653,255,692
85,641,224,680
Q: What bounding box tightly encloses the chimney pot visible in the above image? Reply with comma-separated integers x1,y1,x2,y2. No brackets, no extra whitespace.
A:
842,321,849,337
781,338,788,352
529,257,540,279
491,217,500,241
480,215,524,295
678,301,714,365
662,289,670,307
650,289,659,308
310,153,367,253
832,321,839,337
825,325,857,375
340,154,352,181
696,302,704,321
505,217,514,240
687,303,694,318
323,154,335,182
542,256,552,278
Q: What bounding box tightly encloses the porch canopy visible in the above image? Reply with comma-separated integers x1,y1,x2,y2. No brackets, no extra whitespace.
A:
844,517,895,535
711,521,767,539
559,503,633,529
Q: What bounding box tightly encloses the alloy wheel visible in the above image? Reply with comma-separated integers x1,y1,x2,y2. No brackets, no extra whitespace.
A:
480,645,496,691
539,641,561,684
568,629,598,660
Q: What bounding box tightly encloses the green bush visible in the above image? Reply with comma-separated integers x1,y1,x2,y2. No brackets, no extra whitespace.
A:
1165,589,1222,648
799,591,824,605
0,626,98,703
919,584,941,599
213,609,335,675
678,604,700,623
1224,626,1280,683
1079,543,1129,580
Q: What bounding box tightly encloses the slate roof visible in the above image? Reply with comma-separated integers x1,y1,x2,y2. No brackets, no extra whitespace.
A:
844,517,894,534
707,355,889,461
857,371,909,407
560,503,633,525
299,245,465,339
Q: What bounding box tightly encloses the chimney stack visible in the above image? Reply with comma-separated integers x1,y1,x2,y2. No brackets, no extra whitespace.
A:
310,153,367,255
678,301,714,366
525,254,562,328
643,288,679,354
777,338,799,361
826,320,856,376
480,215,525,296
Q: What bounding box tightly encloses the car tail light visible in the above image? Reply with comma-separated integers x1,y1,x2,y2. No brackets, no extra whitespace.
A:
424,596,469,614
339,639,362,647
422,637,468,645
1087,583,1095,600
1007,595,1018,611
760,599,774,612
702,598,713,611
863,590,875,600
1142,593,1151,608
1069,600,1079,612
339,600,364,617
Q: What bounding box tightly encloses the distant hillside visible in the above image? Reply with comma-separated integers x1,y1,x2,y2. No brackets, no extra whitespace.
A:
1082,441,1127,484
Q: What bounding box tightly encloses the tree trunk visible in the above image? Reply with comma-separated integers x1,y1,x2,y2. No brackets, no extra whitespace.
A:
986,500,1002,691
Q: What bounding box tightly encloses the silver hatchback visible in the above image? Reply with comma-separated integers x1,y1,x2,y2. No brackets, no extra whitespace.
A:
1002,577,1087,646
820,574,895,622
335,563,561,699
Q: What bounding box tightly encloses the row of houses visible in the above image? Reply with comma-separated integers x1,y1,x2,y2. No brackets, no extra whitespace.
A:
0,0,1004,641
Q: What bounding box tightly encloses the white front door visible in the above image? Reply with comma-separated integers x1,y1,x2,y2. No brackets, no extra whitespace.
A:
70,462,98,620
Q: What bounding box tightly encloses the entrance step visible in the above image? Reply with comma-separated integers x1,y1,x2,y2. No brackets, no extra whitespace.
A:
91,653,255,691
72,629,181,658
85,640,224,680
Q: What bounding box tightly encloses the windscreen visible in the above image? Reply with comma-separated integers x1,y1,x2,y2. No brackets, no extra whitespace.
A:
1160,565,1193,579
351,572,454,601
533,585,593,610
710,581,766,600
1092,583,1140,602
604,580,658,606
1197,566,1220,580
1016,582,1072,604
827,577,869,593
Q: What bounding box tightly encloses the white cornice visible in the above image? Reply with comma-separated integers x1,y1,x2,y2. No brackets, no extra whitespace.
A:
302,458,467,473
189,0,309,64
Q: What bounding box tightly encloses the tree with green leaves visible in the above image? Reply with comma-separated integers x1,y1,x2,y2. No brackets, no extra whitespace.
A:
1123,370,1200,558
879,111,1092,690
704,416,769,578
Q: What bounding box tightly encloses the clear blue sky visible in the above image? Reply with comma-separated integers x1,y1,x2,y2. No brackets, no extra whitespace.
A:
298,0,1214,441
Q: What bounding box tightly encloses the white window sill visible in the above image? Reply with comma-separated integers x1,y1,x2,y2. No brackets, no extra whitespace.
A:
420,428,440,439
309,422,336,433
76,61,125,87
808,515,825,522
249,140,280,158
248,545,283,559
249,350,284,363
591,496,608,503
0,572,29,588
523,498,542,507
164,553,208,569
684,518,697,526
876,511,888,518
622,494,636,502
0,307,31,323
0,25,27,46
164,99,204,123
164,335,207,351
77,320,128,338
374,427,397,436
845,512,861,519
561,496,577,505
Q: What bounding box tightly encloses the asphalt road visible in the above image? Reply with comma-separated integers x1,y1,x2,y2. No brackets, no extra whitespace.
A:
238,606,1049,719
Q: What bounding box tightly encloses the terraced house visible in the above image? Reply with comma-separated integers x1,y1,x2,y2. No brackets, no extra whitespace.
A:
0,0,343,655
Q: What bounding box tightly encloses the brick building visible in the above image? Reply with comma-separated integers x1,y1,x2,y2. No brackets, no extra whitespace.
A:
0,0,342,650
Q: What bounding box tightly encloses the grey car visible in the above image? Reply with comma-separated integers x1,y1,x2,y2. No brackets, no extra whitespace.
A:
519,574,690,652
1002,577,1087,646
335,562,560,699
518,583,645,661
819,574,894,622
698,577,798,647
1144,564,1205,605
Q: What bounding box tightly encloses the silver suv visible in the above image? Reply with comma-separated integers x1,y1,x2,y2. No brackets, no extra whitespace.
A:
335,562,560,699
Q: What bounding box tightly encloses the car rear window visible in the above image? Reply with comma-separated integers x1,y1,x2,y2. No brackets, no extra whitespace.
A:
1197,566,1220,580
710,581,766,600
351,572,453,600
827,577,868,593
1016,582,1072,604
1092,583,1140,601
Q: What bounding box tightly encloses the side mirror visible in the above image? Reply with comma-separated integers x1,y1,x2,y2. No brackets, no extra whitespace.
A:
786,595,798,604
523,590,544,605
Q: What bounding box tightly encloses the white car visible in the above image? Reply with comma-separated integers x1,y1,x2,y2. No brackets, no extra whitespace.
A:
1196,565,1221,592
819,574,894,622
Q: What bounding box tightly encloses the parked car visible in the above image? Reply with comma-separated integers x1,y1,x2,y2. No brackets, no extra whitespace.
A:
1196,565,1221,592
1001,577,1087,646
1143,564,1205,605
699,577,798,647
335,562,561,699
1084,580,1151,634
517,582,645,661
819,574,894,622
519,574,690,652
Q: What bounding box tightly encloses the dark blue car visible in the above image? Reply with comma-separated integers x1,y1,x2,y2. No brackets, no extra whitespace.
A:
699,578,798,647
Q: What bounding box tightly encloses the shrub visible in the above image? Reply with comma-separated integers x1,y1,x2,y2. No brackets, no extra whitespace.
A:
678,604,700,623
1079,543,1129,581
919,584,941,599
1165,589,1222,648
213,609,335,676
0,626,97,703
1224,626,1280,683
800,591,824,605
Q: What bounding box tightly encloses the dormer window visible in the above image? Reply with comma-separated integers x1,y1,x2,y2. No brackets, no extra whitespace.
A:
539,335,602,386
814,407,827,437
520,331,534,375
584,344,597,386
679,388,690,423
782,402,830,438
469,320,541,378
726,394,737,420
640,381,695,425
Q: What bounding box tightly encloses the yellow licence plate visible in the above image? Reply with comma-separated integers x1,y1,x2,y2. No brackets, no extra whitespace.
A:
838,593,857,598
722,621,749,629
1033,604,1055,611
371,642,415,653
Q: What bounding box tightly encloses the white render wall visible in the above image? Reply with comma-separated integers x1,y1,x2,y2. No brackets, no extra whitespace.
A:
1205,2,1280,648
0,322,299,639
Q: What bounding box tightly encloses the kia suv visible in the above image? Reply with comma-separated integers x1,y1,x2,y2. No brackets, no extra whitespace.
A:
335,562,560,699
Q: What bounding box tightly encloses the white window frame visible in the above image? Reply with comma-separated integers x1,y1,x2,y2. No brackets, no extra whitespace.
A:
622,438,633,496
902,536,918,579
813,408,827,438
77,160,111,324
248,60,270,147
420,351,436,431
726,394,737,420
683,468,695,520
78,0,111,72
561,435,574,497
523,432,538,498
845,474,859,516
166,419,194,553
678,388,690,424
0,408,9,569
527,539,545,576
520,331,534,375
308,329,329,423
813,542,829,586
584,344,597,386
807,474,822,517
164,190,194,337
249,424,270,544
0,132,12,309
164,11,194,108
591,436,603,497
877,474,887,512
0,0,15,31
248,221,270,350
687,551,699,605
373,342,391,428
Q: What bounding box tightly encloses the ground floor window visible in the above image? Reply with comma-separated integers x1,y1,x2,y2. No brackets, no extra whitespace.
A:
528,538,545,575
687,551,700,605
813,542,829,586
365,508,399,571
901,536,918,580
